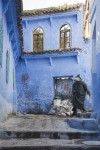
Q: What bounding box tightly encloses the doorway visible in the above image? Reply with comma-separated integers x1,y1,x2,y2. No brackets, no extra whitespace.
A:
54,76,73,100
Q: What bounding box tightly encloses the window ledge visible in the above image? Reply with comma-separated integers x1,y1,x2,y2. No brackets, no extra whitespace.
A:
21,50,80,58
22,48,81,56
21,49,81,65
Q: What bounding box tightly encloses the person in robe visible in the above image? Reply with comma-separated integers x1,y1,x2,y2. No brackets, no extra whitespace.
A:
72,74,91,115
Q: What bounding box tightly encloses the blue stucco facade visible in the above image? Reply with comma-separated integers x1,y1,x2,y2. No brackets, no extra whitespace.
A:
1,0,99,117
0,0,20,121
16,4,92,113
89,0,100,120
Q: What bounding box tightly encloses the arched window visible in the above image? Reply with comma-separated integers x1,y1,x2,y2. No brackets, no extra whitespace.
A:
33,27,43,52
60,24,71,49
6,50,9,84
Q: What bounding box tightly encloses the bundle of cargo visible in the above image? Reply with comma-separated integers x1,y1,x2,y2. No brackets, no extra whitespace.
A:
49,96,73,116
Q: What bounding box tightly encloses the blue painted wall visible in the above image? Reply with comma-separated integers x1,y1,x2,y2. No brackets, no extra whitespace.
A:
96,0,100,114
22,12,83,51
1,0,99,118
0,0,20,121
89,0,99,110
89,0,100,120
16,5,92,113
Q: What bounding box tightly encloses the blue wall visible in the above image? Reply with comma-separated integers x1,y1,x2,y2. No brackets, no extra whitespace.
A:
0,0,20,121
1,0,99,117
16,5,92,113
17,53,80,113
89,0,100,122
96,0,100,114
22,11,83,51
89,0,100,112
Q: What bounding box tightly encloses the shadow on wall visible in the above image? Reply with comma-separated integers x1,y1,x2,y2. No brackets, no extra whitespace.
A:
0,95,13,122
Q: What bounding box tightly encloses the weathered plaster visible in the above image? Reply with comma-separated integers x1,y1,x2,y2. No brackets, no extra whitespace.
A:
0,0,20,122
16,5,92,113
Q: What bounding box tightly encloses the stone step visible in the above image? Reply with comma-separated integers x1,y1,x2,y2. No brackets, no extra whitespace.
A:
0,139,100,150
0,115,99,140
77,111,92,118
0,130,99,140
66,118,99,131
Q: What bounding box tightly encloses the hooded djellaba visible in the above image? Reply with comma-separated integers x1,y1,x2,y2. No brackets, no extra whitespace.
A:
72,74,91,115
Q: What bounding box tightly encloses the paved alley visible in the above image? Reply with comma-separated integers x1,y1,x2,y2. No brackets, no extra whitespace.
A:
0,114,99,149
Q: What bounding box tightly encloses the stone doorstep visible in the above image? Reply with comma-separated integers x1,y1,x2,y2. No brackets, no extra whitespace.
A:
16,112,92,119
66,118,99,131
0,139,100,150
77,112,92,118
0,130,99,140
0,114,99,140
